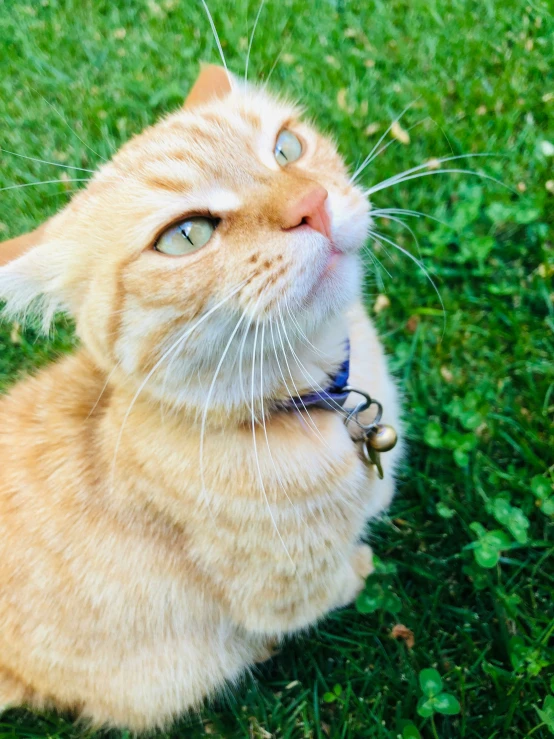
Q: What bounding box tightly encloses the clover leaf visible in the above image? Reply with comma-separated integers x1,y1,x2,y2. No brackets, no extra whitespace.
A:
401,724,422,739
433,692,462,715
423,416,480,468
469,523,511,569
531,475,551,499
416,668,461,718
416,697,435,718
488,496,530,544
372,557,398,575
453,448,470,467
509,637,549,676
536,695,554,734
437,502,456,519
443,431,478,467
380,590,402,613
323,683,342,703
356,582,382,614
486,200,540,225
419,668,443,697
447,391,486,430
531,475,554,516
355,582,401,614
355,555,402,615
424,421,442,448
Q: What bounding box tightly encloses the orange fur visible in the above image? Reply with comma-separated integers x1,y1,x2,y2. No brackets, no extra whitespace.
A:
0,66,401,729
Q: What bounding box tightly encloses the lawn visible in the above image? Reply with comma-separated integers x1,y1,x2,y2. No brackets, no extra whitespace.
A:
1,0,553,737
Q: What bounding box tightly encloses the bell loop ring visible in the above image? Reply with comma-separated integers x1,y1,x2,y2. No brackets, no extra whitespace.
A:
342,385,383,432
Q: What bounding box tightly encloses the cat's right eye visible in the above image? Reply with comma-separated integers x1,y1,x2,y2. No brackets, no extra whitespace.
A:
154,217,216,256
274,129,303,166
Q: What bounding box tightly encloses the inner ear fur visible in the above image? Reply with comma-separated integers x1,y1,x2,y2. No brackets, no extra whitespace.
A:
0,221,50,267
183,64,233,109
0,233,72,332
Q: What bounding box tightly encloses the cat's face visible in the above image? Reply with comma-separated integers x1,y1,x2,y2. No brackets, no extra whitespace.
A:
0,67,370,417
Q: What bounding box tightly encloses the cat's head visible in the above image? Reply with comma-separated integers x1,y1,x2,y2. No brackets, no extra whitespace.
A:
0,65,370,421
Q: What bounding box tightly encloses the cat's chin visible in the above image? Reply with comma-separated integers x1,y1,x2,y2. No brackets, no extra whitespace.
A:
302,251,361,324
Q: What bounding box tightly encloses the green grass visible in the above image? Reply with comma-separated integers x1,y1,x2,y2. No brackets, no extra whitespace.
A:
1,0,553,736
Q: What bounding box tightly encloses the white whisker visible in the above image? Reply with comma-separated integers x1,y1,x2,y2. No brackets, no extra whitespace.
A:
261,14,292,89
236,292,264,419
269,317,325,442
372,213,423,260
38,94,108,162
367,228,446,331
371,207,450,230
352,114,459,182
274,312,332,448
263,48,283,88
251,319,295,567
200,0,233,88
158,310,235,421
259,320,307,533
357,117,432,175
269,318,296,405
278,306,348,422
0,148,96,174
244,0,265,84
284,298,330,360
363,153,512,197
362,238,392,284
199,306,250,514
351,101,417,182
85,361,121,421
0,179,89,193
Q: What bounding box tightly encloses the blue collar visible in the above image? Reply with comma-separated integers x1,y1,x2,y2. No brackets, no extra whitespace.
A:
284,340,351,412
281,340,397,482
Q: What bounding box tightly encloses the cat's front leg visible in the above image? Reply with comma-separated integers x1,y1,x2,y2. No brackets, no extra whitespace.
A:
221,543,374,636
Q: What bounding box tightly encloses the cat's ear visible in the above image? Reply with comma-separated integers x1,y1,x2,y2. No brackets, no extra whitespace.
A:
184,64,234,109
0,239,71,332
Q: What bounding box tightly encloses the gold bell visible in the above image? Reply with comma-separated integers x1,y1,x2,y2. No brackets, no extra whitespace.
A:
366,424,398,452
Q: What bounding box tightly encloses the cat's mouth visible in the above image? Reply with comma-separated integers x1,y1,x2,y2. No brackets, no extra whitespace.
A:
320,246,342,276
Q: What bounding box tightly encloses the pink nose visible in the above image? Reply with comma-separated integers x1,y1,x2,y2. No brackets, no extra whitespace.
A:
283,185,331,239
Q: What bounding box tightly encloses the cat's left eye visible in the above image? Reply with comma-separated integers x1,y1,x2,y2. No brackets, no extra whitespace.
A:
274,129,302,166
154,217,216,256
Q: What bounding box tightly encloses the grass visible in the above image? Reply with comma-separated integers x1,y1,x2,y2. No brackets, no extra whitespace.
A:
0,0,553,736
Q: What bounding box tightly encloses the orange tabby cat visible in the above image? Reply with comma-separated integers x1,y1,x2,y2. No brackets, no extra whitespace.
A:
0,65,401,729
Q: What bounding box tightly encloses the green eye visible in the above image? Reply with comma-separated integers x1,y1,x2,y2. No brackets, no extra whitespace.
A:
155,217,216,255
274,129,303,166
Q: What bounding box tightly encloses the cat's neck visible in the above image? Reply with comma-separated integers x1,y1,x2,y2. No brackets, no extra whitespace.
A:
105,311,349,429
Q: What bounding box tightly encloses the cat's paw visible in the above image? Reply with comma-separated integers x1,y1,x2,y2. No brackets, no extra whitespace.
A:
334,544,374,608
351,543,374,580
0,668,27,713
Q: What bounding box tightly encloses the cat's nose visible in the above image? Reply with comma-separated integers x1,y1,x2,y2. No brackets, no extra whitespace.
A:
283,186,331,239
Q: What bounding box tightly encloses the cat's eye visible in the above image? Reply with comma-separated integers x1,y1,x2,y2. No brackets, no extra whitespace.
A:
154,217,216,256
274,129,303,166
